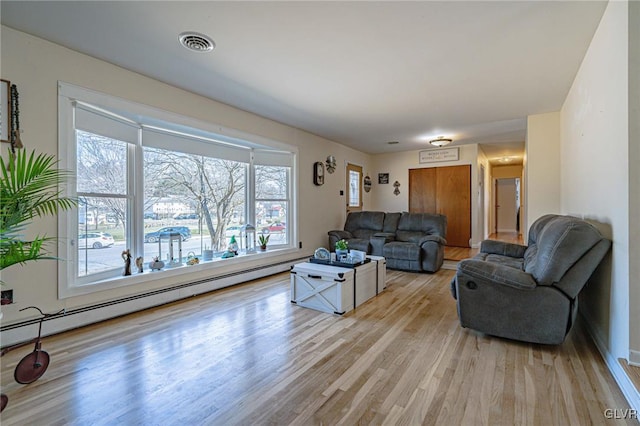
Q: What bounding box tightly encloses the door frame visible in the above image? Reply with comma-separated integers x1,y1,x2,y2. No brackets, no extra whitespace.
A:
346,162,363,216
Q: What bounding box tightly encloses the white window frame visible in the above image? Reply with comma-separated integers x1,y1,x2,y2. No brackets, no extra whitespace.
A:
58,82,298,298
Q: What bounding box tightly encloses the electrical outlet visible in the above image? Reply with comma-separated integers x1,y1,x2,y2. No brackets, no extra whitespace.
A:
299,241,302,249
340,190,344,196
1,289,14,305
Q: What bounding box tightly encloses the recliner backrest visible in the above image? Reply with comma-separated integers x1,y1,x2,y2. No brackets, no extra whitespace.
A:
524,215,605,286
344,211,385,238
382,212,401,233
395,213,446,242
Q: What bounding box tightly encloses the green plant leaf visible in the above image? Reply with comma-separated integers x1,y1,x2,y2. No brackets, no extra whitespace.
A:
0,149,77,270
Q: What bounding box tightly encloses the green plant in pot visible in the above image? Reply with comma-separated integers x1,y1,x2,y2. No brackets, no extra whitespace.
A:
1,149,76,270
0,149,76,412
258,233,270,251
335,239,349,259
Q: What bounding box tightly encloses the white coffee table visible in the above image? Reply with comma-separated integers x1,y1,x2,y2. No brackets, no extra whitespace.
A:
290,258,380,315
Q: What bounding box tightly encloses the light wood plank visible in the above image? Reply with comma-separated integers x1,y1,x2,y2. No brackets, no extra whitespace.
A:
0,269,634,425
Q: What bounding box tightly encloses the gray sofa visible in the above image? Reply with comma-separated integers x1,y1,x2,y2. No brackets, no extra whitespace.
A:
328,211,447,273
450,214,611,344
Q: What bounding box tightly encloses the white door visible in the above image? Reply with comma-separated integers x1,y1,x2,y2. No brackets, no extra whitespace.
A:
496,178,518,233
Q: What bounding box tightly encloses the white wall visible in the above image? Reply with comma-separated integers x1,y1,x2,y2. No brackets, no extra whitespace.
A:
370,144,482,246
525,112,561,232
0,26,371,336
561,0,629,362
560,1,640,410
628,0,640,367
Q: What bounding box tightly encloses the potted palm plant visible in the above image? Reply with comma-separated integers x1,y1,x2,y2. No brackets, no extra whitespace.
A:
1,149,76,271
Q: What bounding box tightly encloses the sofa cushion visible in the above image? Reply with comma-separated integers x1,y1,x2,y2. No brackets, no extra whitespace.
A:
382,212,401,233
345,238,371,253
383,241,421,261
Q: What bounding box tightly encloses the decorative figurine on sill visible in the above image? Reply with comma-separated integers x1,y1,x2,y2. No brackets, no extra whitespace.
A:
135,256,144,273
149,256,165,271
122,249,132,276
186,252,199,265
228,235,239,255
221,250,235,259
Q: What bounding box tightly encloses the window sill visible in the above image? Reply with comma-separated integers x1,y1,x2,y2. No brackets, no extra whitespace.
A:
61,247,301,298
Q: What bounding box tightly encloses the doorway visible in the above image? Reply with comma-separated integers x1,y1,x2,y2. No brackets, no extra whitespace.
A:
495,178,520,233
346,163,363,216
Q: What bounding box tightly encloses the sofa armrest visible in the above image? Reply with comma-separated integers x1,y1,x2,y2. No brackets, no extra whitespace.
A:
328,230,353,240
480,240,527,258
419,235,447,246
457,259,537,291
370,233,395,256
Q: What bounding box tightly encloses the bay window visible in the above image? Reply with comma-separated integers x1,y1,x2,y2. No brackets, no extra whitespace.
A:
58,82,296,297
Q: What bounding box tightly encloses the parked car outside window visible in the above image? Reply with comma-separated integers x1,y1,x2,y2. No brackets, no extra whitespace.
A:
78,232,115,249
144,226,191,243
173,213,199,220
261,222,286,234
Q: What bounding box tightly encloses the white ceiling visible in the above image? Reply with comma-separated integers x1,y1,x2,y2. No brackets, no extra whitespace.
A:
1,1,607,163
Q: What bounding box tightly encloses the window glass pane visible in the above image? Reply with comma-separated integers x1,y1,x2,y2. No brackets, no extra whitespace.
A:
255,165,289,246
257,201,288,245
143,147,246,256
349,170,360,207
77,197,127,277
256,165,289,199
77,130,127,194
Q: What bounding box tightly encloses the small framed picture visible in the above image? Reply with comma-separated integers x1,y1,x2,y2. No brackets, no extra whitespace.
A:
378,173,389,184
1,79,10,143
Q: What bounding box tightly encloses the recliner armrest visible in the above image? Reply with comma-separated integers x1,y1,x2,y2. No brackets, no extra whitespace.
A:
457,259,537,291
328,230,353,240
370,233,395,256
372,232,396,240
419,235,447,246
480,240,527,258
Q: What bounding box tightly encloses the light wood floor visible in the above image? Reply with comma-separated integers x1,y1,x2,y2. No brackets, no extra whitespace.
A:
0,269,634,425
444,232,524,261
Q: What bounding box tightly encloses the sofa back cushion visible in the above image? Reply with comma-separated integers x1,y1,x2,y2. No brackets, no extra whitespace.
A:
395,213,446,242
383,212,401,233
344,211,385,239
524,215,604,286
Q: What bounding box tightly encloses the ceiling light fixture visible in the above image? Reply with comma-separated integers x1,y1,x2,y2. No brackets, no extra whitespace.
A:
429,137,452,147
178,31,215,53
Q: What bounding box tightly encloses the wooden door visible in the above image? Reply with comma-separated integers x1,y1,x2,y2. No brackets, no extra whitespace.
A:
436,165,471,247
346,163,363,215
408,165,471,248
409,167,436,213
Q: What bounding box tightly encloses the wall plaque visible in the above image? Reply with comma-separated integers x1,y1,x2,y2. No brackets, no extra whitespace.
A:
419,147,459,163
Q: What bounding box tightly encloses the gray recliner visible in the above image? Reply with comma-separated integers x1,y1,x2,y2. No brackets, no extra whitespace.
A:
379,212,447,273
450,214,611,345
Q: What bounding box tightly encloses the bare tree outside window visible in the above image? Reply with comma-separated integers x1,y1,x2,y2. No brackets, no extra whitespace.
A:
144,148,246,251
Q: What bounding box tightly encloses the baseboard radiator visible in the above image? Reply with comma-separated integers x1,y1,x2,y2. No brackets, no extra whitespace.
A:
1,256,307,348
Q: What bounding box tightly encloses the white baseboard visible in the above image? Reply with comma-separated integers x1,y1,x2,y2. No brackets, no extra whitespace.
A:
631,350,640,367
582,314,640,413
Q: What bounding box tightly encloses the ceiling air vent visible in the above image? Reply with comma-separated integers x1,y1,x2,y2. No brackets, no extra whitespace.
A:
178,32,215,53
